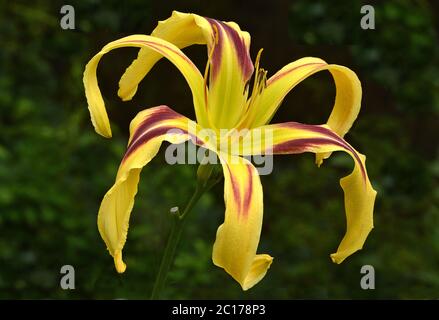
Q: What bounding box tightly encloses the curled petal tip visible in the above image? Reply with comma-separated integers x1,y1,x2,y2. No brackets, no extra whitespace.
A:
91,119,112,138
316,158,323,168
117,85,137,102
101,130,112,139
330,253,344,264
315,152,332,167
241,254,274,291
114,251,127,273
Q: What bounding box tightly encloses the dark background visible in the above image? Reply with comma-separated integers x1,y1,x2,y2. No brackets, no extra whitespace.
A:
0,0,438,299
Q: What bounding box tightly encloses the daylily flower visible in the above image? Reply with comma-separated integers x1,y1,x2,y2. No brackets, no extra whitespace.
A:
84,11,377,290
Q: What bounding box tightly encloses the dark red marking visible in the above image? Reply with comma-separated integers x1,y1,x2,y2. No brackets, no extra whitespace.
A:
271,129,366,181
278,122,346,144
242,164,253,218
267,62,326,85
206,18,253,81
219,21,253,81
123,125,204,162
128,106,182,149
206,18,224,80
271,137,345,154
124,126,177,161
226,164,241,215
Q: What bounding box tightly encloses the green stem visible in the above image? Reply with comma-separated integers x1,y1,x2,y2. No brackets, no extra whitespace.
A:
150,185,206,299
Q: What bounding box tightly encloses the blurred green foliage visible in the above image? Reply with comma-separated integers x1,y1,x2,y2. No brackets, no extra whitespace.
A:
0,0,438,299
289,0,439,114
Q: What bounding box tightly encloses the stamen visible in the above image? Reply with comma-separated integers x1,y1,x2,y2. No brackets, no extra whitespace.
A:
258,69,267,94
246,50,267,110
251,48,264,98
243,81,250,95
236,48,267,130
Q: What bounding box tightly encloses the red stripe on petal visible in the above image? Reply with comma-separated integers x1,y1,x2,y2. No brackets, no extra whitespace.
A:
242,164,253,218
271,137,344,154
267,62,326,85
219,21,253,81
123,125,204,162
128,107,183,149
123,126,180,161
206,18,224,80
206,18,253,81
272,132,366,181
226,164,242,215
279,122,346,145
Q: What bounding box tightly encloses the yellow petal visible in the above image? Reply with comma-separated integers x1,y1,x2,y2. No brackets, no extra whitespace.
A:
83,35,205,137
203,18,254,128
118,11,254,129
98,105,206,272
213,154,273,290
331,153,376,263
118,11,206,102
243,57,362,164
238,122,377,263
